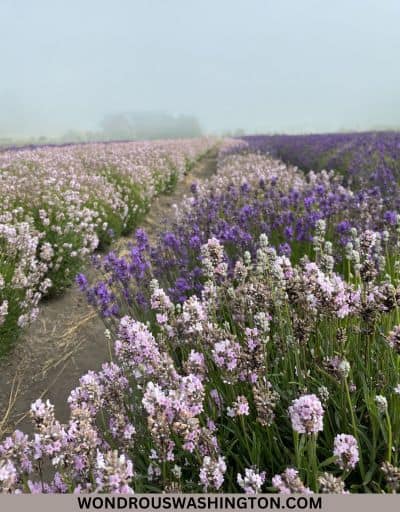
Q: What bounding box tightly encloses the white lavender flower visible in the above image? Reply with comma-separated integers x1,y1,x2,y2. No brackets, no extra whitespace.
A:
375,395,388,414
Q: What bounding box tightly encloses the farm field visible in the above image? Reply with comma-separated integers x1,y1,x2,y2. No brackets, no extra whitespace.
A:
1,133,400,494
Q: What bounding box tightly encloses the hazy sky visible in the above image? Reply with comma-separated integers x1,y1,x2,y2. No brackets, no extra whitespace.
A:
1,0,400,137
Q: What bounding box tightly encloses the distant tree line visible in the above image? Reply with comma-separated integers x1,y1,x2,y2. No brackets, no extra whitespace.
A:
0,111,203,148
100,111,202,140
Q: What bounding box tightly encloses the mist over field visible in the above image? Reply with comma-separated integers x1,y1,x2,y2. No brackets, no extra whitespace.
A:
1,0,400,142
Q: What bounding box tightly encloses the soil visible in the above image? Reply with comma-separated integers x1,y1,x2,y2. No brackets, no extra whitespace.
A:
0,149,218,436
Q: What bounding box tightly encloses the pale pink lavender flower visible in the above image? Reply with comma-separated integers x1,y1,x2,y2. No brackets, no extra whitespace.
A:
212,339,241,373
245,327,261,351
333,434,359,470
39,242,54,262
0,430,33,475
201,238,226,279
150,280,174,313
115,316,163,378
237,467,266,494
30,399,55,424
210,389,224,412
227,396,250,417
272,468,312,494
199,455,226,491
181,296,207,335
95,450,134,493
386,325,400,354
0,460,17,493
288,394,324,434
186,350,206,376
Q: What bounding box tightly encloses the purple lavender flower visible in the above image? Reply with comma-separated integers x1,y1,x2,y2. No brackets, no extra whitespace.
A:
384,210,397,226
75,273,88,291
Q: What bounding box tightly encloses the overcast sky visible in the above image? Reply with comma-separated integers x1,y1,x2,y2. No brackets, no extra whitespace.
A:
1,0,400,137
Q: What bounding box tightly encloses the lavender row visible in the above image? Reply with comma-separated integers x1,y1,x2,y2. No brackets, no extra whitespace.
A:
0,138,214,352
234,131,400,192
83,144,400,319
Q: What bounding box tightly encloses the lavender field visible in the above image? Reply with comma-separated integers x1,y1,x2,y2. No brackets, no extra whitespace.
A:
0,138,213,353
1,133,400,494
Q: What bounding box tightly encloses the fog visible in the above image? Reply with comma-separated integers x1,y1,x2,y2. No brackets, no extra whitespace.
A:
1,0,400,141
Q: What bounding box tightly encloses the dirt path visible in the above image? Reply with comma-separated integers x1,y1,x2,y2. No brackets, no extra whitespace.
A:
0,149,218,436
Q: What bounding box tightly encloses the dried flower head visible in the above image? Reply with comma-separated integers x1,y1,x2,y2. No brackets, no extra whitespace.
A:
381,461,400,493
318,472,348,494
386,325,400,354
